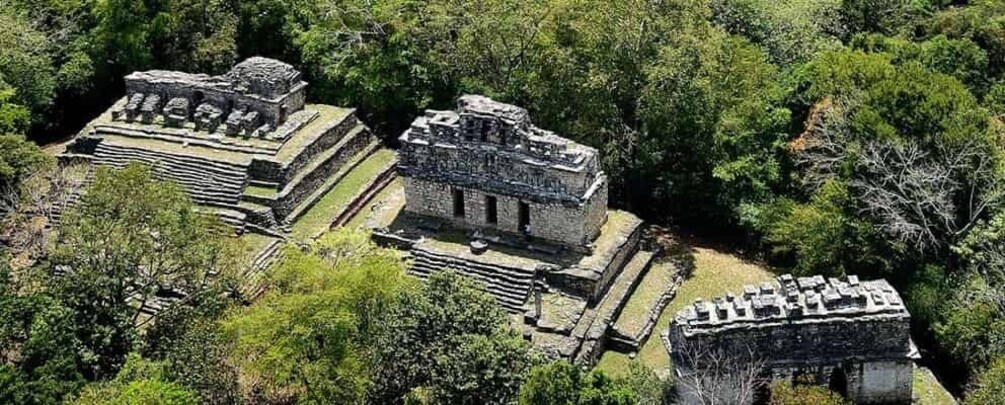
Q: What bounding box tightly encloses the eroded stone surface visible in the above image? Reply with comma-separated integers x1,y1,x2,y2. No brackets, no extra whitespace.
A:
667,274,914,404
118,57,306,138
398,95,608,249
62,58,375,236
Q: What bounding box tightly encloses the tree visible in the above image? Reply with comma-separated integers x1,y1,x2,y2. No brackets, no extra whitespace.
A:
518,361,647,405
0,261,85,404
147,0,239,74
933,273,1005,373
787,49,1002,256
0,13,57,125
52,163,237,380
1,164,87,269
925,0,1005,81
965,356,1005,405
72,354,199,405
672,339,767,405
429,332,532,404
0,134,51,192
370,270,530,404
223,229,410,404
710,0,844,65
0,80,30,134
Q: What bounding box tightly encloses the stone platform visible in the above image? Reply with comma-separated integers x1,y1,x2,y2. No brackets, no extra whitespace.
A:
366,189,660,364
63,101,374,236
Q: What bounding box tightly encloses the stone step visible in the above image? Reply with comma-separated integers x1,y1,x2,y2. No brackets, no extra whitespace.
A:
92,150,247,190
91,152,247,192
91,163,241,207
279,141,381,224
282,111,360,179
280,125,368,192
411,248,536,284
572,249,657,365
408,248,535,313
93,143,249,206
276,125,372,214
409,265,526,313
95,140,249,172
408,261,530,304
410,254,533,297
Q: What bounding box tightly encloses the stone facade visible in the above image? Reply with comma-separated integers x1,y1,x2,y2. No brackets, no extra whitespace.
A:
398,95,607,249
667,274,914,404
63,58,376,235
116,57,307,138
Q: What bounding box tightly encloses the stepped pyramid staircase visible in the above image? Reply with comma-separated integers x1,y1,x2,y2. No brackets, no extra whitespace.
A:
407,247,537,313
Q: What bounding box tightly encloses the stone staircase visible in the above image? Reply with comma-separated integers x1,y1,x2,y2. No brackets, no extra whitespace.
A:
91,140,250,207
408,247,536,313
571,249,657,365
274,124,374,219
241,238,285,300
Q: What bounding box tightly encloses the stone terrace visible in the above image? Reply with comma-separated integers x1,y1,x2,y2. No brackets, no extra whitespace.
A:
62,58,377,236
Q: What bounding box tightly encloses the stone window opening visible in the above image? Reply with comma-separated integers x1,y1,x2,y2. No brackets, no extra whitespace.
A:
518,201,530,234
453,189,465,218
485,195,498,224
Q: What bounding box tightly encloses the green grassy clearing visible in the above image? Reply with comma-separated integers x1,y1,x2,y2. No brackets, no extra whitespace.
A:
913,366,957,405
613,259,678,338
595,246,773,377
344,177,405,230
288,148,395,240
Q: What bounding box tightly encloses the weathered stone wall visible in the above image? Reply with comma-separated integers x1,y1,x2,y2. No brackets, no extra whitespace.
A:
403,176,605,247
668,275,914,404
120,57,307,136
398,141,602,204
398,95,608,248
673,315,910,363
277,112,360,186
273,127,374,219
847,359,913,404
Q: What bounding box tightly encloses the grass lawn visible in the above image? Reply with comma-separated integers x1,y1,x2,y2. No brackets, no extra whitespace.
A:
913,366,957,405
243,185,277,198
613,259,678,338
595,246,773,377
344,177,404,229
236,232,279,264
289,148,395,240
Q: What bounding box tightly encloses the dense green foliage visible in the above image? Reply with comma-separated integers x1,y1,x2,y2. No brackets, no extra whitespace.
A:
222,231,533,404
4,0,1005,402
0,163,236,403
769,380,847,405
519,361,668,405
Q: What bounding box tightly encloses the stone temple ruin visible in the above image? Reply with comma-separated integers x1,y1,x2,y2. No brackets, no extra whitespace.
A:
398,95,608,250
666,274,916,404
373,95,685,364
61,57,378,235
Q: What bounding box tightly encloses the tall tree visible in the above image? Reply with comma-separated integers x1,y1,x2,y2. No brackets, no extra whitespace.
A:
52,163,237,380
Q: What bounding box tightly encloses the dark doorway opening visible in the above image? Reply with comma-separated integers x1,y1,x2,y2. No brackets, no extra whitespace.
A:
518,201,530,234
828,367,848,396
485,195,498,224
453,189,465,218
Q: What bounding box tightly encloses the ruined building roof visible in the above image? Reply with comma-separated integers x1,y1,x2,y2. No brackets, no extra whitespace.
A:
124,56,304,102
675,274,909,337
398,95,604,204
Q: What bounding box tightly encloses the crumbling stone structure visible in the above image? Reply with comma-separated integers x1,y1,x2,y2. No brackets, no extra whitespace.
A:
117,57,306,138
398,95,608,250
372,95,679,366
667,274,915,404
62,57,378,235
